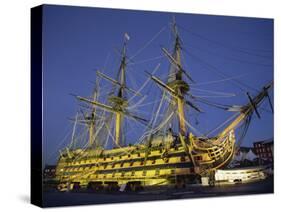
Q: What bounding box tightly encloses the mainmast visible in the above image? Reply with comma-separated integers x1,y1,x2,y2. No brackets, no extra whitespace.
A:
113,36,128,147
148,19,191,136
172,19,186,135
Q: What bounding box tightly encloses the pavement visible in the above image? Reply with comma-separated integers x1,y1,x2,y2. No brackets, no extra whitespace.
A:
42,177,273,207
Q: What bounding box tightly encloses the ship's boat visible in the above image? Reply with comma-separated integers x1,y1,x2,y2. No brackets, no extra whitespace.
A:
54,19,273,191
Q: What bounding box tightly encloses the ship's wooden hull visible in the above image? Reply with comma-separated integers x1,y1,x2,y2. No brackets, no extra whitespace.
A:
55,130,235,191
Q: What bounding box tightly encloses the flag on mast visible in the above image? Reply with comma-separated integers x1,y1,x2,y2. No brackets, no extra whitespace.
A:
124,32,130,41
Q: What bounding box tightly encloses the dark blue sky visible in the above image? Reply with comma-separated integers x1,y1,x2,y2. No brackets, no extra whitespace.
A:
42,5,273,165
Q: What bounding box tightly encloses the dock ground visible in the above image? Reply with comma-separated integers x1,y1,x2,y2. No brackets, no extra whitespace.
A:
43,177,273,207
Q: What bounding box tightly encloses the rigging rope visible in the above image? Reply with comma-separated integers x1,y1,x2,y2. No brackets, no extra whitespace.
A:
182,48,259,93
181,112,205,137
205,112,240,137
191,95,235,98
184,42,273,67
189,95,232,110
192,74,248,86
45,124,73,163
190,87,236,96
235,114,252,148
129,26,167,60
128,63,161,103
177,24,273,59
128,55,165,66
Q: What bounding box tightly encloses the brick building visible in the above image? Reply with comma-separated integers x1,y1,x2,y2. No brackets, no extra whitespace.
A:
253,139,273,162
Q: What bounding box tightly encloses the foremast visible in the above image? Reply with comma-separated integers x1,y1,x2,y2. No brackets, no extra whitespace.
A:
77,35,146,147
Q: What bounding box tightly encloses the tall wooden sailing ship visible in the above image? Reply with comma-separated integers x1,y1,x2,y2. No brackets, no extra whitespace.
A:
55,20,273,191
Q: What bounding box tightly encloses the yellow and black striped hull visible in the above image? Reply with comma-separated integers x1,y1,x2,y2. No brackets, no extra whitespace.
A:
55,130,235,190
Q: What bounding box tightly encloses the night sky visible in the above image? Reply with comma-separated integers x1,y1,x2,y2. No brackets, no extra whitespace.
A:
42,5,273,165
